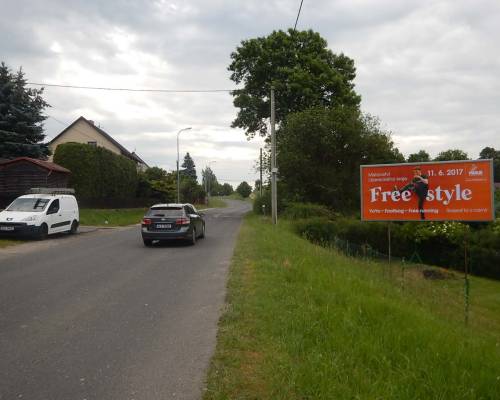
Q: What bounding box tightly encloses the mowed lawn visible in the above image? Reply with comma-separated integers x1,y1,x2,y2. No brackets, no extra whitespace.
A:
204,214,500,399
79,208,146,226
79,198,227,227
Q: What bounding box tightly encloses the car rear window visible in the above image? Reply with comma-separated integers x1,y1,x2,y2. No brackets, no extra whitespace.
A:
147,207,184,217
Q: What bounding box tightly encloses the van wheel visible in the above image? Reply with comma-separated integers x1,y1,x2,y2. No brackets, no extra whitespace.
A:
70,220,79,234
38,224,48,240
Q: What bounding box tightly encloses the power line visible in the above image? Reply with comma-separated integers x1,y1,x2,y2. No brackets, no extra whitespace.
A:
293,0,304,31
27,82,233,93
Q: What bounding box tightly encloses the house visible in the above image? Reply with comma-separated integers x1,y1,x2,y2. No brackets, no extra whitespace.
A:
48,116,149,172
0,157,71,207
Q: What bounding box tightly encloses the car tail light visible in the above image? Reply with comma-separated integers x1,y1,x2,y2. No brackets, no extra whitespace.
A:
176,217,190,225
142,218,152,225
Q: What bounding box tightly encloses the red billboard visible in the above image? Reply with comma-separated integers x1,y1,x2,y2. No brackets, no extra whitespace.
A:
360,160,495,221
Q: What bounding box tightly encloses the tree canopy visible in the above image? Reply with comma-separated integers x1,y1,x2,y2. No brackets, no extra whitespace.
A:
434,149,469,161
0,62,50,159
407,150,430,163
229,29,360,139
278,107,404,211
181,152,197,181
479,146,500,182
236,181,252,198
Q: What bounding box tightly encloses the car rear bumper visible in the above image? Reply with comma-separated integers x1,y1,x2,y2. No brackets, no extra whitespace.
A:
141,227,192,241
0,223,40,238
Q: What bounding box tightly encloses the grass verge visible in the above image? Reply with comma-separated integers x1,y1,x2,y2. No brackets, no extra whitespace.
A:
204,214,500,399
79,208,146,226
195,197,228,210
0,239,21,248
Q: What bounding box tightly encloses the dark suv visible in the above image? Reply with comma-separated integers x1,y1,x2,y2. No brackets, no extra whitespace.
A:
141,203,205,246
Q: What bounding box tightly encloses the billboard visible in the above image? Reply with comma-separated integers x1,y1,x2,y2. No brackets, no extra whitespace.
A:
360,159,494,221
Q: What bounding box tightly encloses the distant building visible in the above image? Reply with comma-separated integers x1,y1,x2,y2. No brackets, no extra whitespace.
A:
48,116,148,171
0,157,70,207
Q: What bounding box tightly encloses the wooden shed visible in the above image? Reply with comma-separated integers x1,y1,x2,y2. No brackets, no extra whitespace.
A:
0,157,71,207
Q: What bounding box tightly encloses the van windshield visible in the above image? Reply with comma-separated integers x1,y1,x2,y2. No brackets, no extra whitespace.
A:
6,198,50,212
147,207,184,217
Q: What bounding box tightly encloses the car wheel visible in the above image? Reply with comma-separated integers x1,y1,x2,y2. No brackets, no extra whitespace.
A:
143,238,153,247
200,223,205,238
70,220,79,234
189,228,196,245
37,223,48,240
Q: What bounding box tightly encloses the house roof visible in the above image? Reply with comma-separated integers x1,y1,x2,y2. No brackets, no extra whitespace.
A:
0,157,71,173
49,116,148,167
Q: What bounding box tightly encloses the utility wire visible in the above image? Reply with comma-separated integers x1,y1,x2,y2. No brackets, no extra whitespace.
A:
293,0,304,31
27,82,233,93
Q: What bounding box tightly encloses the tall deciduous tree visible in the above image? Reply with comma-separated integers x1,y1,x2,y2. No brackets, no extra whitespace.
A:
407,150,430,163
0,62,50,159
434,149,469,161
229,29,361,139
278,107,404,211
181,152,197,181
236,181,252,198
479,146,500,182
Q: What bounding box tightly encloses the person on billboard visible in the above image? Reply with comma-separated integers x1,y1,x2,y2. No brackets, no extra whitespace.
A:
394,166,429,220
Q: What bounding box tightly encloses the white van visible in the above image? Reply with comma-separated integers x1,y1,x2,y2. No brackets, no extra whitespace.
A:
0,189,79,240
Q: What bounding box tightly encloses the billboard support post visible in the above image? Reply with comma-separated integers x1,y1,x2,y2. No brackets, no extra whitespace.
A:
387,222,392,265
464,235,470,326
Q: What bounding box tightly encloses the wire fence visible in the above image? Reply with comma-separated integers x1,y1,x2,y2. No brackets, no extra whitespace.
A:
302,233,476,329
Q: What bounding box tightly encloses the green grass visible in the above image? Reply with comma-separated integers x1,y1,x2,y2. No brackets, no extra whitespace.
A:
79,208,146,226
0,239,21,248
195,197,227,210
204,214,500,399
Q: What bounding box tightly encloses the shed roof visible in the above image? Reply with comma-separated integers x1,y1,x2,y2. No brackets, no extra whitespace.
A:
0,157,71,173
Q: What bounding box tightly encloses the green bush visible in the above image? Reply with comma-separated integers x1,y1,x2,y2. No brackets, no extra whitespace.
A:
53,142,138,203
295,217,500,280
282,202,334,220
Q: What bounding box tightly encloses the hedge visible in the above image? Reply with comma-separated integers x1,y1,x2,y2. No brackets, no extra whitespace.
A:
53,143,138,204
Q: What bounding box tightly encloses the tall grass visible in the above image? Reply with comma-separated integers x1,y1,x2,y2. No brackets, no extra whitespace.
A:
205,215,500,399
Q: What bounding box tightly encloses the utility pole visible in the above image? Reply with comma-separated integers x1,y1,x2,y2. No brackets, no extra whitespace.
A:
176,127,192,203
259,147,263,197
270,87,277,225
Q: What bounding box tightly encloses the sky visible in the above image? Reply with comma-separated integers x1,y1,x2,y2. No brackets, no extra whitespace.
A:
1,0,499,186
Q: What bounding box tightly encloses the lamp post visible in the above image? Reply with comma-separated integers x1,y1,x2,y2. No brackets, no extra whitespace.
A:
177,127,192,203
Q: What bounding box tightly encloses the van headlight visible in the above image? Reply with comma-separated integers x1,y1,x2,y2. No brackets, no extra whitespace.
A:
22,215,38,222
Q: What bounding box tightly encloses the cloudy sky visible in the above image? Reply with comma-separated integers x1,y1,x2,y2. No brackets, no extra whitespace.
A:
1,0,499,186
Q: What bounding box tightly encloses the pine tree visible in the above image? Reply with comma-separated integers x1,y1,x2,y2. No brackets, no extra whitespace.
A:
0,62,50,159
181,152,197,181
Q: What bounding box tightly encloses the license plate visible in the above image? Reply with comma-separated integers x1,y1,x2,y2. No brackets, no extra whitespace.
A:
156,224,172,229
0,226,14,231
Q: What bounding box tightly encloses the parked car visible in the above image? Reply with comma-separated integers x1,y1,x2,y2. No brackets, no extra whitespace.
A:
141,203,205,246
0,189,79,240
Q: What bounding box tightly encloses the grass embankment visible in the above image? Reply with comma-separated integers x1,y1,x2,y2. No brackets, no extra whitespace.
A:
79,208,146,226
205,214,500,399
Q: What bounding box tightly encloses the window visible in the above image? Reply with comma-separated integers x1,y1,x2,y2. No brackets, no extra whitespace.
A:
47,199,60,214
87,141,97,147
6,198,50,212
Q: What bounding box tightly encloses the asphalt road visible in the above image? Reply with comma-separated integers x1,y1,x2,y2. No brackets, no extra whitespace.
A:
0,199,250,400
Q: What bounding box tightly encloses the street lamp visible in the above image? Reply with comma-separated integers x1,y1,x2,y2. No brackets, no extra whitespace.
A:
177,127,192,203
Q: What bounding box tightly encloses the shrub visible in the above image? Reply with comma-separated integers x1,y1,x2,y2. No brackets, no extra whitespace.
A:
282,202,334,220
